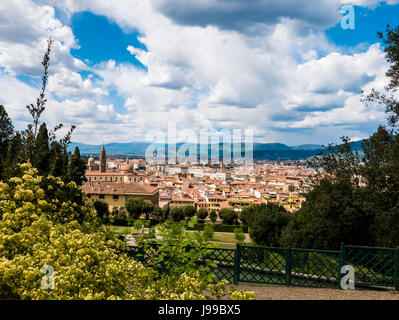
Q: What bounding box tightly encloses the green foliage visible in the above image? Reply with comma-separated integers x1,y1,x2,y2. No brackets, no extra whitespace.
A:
247,203,290,247
0,164,255,300
93,200,109,219
170,206,185,222
125,198,152,219
209,210,217,223
142,201,154,220
32,123,50,176
49,141,68,179
0,105,14,179
183,205,196,219
196,208,208,222
202,223,215,241
234,228,245,244
151,206,163,222
67,147,87,186
162,205,170,221
190,223,248,233
137,220,216,283
218,208,238,225
239,205,256,227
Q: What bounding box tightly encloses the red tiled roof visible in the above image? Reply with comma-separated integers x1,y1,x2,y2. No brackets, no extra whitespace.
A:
82,181,158,195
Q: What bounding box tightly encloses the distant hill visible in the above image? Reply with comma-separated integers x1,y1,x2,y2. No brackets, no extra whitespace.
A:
68,140,365,160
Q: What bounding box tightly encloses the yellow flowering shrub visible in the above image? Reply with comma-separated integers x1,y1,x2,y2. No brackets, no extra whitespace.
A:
0,164,254,300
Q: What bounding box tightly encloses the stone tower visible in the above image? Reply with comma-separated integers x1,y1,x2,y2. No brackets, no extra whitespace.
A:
99,144,106,173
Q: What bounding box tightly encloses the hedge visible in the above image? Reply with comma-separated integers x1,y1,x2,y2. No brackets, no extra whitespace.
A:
103,217,155,227
103,218,247,233
189,223,248,233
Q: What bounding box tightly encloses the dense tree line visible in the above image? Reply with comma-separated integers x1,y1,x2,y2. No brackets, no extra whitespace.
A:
0,39,86,186
281,25,399,250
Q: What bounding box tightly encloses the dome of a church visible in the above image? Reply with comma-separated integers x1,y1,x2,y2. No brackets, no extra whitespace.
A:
88,156,95,165
121,164,133,172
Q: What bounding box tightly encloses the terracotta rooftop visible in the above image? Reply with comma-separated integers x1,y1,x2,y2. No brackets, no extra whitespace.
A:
82,181,158,195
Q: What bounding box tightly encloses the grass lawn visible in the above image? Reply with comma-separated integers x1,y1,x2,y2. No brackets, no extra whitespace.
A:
212,232,236,243
186,230,249,248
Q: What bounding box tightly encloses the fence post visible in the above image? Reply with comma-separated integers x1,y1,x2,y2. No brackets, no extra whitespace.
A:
338,242,345,289
234,243,241,285
285,247,292,287
395,247,399,291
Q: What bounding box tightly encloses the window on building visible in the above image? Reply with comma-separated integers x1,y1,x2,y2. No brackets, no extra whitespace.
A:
113,195,119,201
99,195,105,199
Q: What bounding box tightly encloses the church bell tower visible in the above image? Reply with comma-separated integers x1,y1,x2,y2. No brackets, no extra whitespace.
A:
100,144,106,173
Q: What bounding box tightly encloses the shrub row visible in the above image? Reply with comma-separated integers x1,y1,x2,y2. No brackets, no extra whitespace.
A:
189,223,248,233
103,217,248,233
103,217,156,227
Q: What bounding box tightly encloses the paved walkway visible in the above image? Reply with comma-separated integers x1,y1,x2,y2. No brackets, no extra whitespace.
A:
236,284,399,300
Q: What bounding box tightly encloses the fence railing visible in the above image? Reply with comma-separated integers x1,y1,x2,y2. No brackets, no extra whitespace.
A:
126,243,399,290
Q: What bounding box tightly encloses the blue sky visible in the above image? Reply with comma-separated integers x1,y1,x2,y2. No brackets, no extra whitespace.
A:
0,0,398,145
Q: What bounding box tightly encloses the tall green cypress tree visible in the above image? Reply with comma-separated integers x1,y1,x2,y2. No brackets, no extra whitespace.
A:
33,123,50,176
67,146,87,186
50,141,69,179
0,105,14,179
3,132,25,180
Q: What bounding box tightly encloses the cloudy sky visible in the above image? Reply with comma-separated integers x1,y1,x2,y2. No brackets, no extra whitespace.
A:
1,0,399,146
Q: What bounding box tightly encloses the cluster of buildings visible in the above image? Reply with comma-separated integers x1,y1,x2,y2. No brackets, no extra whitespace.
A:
82,145,316,215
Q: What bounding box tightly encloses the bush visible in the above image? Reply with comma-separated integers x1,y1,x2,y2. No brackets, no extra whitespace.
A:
0,164,254,300
234,228,245,244
202,223,215,241
113,217,128,226
190,223,248,233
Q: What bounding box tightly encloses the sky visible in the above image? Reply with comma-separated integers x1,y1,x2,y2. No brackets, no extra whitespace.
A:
1,0,399,146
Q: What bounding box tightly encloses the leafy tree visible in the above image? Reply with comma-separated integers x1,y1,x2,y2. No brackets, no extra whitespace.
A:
170,206,185,222
93,200,109,219
239,205,256,227
248,203,290,247
112,206,121,218
67,146,87,186
219,208,238,225
162,204,170,221
126,198,146,219
234,228,245,244
202,223,214,241
196,208,208,222
183,205,196,219
142,201,154,220
0,163,254,300
151,206,163,222
209,210,217,223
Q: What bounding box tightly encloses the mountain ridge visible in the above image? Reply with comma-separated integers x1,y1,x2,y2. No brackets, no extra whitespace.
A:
68,140,365,161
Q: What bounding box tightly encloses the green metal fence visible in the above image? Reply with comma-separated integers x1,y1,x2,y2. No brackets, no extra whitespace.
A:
126,243,399,291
